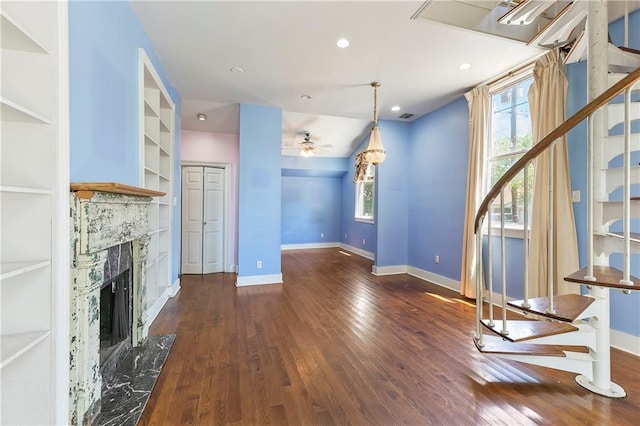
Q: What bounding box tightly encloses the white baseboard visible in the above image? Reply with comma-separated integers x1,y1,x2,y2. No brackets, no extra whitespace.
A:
338,243,374,260
236,273,283,287
372,265,408,276
281,242,339,250
611,328,640,356
407,266,461,293
144,285,172,335
169,278,181,297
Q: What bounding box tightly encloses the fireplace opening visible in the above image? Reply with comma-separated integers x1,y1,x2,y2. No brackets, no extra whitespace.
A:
99,242,133,378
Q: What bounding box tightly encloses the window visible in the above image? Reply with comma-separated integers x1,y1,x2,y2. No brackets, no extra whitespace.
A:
355,163,375,222
487,73,534,228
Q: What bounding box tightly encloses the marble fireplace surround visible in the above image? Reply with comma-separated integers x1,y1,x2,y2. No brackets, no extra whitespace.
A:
69,183,164,426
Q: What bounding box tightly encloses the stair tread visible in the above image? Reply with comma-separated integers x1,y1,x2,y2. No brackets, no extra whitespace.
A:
508,294,594,322
474,335,566,357
481,319,578,343
565,265,640,290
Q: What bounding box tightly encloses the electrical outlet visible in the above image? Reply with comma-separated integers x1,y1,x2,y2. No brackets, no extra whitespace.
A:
362,239,366,246
256,260,262,269
572,190,581,203
321,233,324,238
435,255,440,264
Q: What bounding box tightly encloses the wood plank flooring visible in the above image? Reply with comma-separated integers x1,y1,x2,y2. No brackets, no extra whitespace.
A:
140,248,640,425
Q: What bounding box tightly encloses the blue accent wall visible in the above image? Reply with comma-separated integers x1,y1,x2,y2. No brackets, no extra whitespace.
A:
282,176,342,244
375,121,410,267
282,155,348,178
238,104,282,277
407,97,469,281
69,1,182,284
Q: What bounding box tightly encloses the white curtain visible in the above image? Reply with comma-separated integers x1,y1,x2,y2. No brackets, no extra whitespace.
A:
460,86,490,298
527,49,579,296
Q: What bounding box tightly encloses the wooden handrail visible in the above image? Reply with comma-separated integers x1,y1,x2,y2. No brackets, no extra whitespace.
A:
474,66,640,232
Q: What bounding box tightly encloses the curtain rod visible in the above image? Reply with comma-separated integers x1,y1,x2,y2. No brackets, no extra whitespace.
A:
479,50,551,89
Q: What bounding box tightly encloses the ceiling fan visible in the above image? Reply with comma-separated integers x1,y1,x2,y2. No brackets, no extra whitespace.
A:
282,131,333,157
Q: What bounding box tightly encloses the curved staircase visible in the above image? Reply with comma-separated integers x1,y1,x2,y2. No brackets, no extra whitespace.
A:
472,0,640,399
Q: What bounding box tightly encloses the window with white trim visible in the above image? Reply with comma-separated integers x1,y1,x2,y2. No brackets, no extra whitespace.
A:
355,163,375,222
487,72,534,229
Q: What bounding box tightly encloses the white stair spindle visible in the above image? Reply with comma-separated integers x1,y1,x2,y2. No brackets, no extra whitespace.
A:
500,189,508,335
585,117,596,281
488,204,494,327
621,88,632,286
547,145,556,314
476,223,484,347
522,163,530,309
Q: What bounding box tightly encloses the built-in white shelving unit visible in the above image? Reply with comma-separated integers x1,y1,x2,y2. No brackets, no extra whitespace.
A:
1,2,69,424
139,49,173,305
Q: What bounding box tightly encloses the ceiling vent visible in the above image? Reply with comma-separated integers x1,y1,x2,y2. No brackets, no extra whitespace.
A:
398,113,414,120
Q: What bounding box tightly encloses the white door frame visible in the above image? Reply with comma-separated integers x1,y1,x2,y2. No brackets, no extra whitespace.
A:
181,161,232,273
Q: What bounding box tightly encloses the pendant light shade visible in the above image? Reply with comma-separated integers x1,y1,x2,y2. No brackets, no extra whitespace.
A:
362,82,386,165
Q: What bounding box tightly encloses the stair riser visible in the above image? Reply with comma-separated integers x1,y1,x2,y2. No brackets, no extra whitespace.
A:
600,200,640,226
604,133,639,162
608,102,640,129
594,234,640,256
495,352,592,377
605,165,640,193
521,324,596,350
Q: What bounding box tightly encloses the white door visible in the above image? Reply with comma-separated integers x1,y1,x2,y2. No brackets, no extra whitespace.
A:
203,167,224,273
181,166,225,274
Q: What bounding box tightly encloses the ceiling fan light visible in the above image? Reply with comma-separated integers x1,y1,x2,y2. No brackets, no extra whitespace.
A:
301,148,313,157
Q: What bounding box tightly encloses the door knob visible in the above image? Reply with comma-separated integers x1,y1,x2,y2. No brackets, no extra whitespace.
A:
203,221,207,225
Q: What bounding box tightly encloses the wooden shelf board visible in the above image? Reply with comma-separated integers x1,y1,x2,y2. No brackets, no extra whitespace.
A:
1,260,50,281
1,97,50,124
474,335,566,357
0,12,48,53
0,185,52,195
1,330,50,369
159,118,170,133
144,131,160,145
508,294,595,322
565,265,640,290
144,99,159,118
481,319,578,343
70,182,165,198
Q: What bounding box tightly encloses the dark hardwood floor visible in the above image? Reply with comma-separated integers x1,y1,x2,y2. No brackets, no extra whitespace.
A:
140,248,640,425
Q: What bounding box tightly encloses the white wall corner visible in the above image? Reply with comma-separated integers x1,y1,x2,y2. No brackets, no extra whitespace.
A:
236,273,283,287
610,328,640,357
338,243,374,260
281,242,340,250
226,264,237,273
406,266,461,293
169,278,181,297
372,265,408,276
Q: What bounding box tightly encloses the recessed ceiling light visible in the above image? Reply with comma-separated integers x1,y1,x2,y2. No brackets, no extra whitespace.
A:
391,106,401,112
458,63,472,70
301,95,311,100
336,38,350,48
230,66,244,74
197,113,207,121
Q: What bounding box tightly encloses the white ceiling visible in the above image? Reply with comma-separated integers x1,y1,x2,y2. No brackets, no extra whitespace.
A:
130,0,549,157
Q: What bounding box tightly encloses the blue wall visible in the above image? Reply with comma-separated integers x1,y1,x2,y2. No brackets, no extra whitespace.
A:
375,121,410,267
282,176,342,244
407,98,469,281
238,104,282,278
69,1,181,284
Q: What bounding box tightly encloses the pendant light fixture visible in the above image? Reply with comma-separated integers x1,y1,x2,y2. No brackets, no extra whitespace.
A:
362,81,386,165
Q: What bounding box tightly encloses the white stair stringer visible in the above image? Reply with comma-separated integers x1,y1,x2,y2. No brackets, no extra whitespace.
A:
594,232,640,256
528,0,586,47
494,350,593,378
600,199,640,226
605,165,640,193
604,133,639,162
